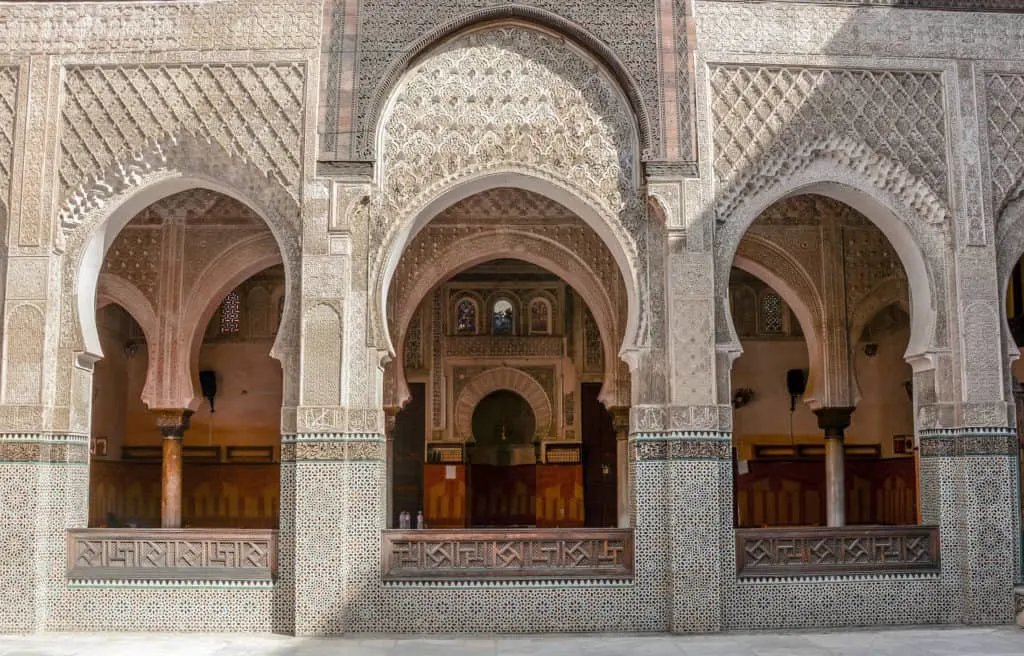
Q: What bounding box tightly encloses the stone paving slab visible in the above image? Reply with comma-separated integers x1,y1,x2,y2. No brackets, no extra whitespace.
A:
0,627,1021,656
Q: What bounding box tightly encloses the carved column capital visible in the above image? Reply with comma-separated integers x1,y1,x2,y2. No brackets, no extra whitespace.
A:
152,409,193,439
814,406,855,439
383,406,400,439
610,406,630,440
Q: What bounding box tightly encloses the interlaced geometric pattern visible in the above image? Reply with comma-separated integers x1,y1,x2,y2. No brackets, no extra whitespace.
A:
66,529,275,582
985,73,1024,213
383,530,633,580
0,67,17,221
60,63,304,199
710,66,946,202
737,526,939,577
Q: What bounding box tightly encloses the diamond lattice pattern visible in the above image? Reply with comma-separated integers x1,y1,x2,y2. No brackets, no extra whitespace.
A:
60,63,304,199
710,66,946,199
986,73,1024,212
0,67,17,219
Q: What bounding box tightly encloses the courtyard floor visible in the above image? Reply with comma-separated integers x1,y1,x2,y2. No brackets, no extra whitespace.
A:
0,626,1021,656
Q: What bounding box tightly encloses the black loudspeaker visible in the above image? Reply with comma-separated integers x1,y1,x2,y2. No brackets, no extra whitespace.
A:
786,369,806,412
199,370,218,413
786,369,806,396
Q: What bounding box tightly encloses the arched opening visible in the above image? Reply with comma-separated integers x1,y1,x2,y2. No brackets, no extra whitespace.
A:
1004,258,1024,566
385,187,628,531
85,188,287,530
468,390,538,527
729,194,917,528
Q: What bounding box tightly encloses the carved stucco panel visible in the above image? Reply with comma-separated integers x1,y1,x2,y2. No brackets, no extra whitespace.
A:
59,62,306,214
986,73,1024,220
0,1,319,53
301,302,342,407
379,26,637,219
0,66,17,231
710,66,949,227
4,303,45,405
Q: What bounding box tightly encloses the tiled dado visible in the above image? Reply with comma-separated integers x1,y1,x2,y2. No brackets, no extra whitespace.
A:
918,427,1018,457
0,434,89,463
281,433,385,462
631,432,732,461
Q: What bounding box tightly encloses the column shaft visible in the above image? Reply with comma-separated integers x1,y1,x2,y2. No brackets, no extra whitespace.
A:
155,409,193,529
824,435,845,527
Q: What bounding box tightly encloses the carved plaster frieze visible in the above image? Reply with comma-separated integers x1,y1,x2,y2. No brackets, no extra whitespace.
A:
0,67,16,228
0,1,319,53
710,65,949,228
59,62,306,215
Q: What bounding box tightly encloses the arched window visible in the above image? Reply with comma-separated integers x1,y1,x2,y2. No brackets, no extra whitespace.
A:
455,298,478,334
528,298,551,335
759,292,783,335
220,290,241,334
492,299,514,335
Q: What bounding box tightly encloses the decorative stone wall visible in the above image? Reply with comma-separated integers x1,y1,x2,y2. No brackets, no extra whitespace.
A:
1,0,1024,638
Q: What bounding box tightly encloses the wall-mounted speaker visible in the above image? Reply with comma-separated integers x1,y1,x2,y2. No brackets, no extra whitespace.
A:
199,370,218,413
786,369,806,412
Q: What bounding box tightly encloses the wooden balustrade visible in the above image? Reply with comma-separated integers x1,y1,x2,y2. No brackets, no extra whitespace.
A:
382,528,634,581
735,525,940,578
66,528,277,582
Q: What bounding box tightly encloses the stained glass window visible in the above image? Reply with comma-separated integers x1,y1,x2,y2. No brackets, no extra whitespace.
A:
529,298,550,334
456,298,477,334
760,292,783,334
220,290,241,334
493,299,514,335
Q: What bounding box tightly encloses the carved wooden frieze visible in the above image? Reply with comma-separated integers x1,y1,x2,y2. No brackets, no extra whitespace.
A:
735,526,939,578
382,529,634,580
66,529,277,582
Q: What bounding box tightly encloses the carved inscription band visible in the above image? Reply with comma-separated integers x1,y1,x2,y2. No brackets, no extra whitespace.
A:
918,428,1018,457
0,435,89,464
281,434,386,462
66,529,277,582
382,529,634,581
736,525,940,578
632,434,731,461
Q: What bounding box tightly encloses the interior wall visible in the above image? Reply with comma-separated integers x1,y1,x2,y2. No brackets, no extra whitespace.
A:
732,326,913,458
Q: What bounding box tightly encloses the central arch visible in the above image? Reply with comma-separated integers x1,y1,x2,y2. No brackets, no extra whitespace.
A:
371,21,646,362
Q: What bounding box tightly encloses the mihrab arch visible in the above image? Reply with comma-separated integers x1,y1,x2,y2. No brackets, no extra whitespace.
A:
370,22,646,362
454,367,553,441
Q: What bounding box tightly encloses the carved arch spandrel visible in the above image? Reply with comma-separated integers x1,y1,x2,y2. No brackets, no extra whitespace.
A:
453,367,553,441
371,21,647,359
362,9,653,160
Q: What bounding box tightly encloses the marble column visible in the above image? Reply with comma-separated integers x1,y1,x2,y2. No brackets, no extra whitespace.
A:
611,407,631,528
155,409,193,528
814,407,854,527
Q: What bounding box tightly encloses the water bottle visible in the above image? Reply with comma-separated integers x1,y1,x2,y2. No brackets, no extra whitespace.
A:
416,510,424,529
